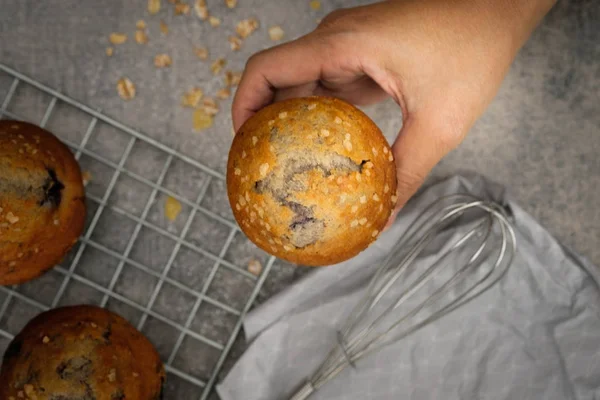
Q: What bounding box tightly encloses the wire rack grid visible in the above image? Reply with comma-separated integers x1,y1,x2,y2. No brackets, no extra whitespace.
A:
0,63,276,399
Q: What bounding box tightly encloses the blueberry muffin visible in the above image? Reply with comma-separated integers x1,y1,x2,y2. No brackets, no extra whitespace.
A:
227,96,398,266
0,120,86,285
0,305,165,399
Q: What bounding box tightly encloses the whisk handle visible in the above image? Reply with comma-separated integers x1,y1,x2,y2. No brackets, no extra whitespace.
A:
288,382,316,400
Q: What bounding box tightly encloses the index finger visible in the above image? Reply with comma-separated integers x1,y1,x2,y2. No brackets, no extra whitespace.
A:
232,34,329,131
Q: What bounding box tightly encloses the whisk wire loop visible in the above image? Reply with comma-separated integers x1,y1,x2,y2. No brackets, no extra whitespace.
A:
289,195,517,400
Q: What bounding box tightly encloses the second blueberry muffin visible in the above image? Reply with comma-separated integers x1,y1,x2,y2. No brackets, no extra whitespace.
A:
0,120,86,285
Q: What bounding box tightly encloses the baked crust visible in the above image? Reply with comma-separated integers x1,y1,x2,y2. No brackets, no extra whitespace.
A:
0,305,165,400
0,120,86,285
227,96,397,266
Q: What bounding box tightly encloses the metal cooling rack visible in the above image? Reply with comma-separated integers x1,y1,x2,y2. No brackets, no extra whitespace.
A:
0,63,276,399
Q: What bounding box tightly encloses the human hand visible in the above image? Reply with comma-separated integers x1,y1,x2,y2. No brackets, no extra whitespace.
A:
232,0,556,227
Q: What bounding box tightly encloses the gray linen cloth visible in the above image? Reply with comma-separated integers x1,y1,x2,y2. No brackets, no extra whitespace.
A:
217,173,600,400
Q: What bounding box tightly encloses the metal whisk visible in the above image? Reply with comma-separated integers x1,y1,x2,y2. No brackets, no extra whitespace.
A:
289,194,517,400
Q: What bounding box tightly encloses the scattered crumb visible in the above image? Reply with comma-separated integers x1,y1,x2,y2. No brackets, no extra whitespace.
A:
310,0,321,10
236,18,259,38
117,77,136,100
135,30,149,44
202,97,219,115
82,171,92,186
23,385,35,398
247,259,262,276
160,20,169,34
108,368,117,383
175,2,191,14
224,70,242,87
343,137,353,151
136,20,147,29
194,46,208,59
154,53,172,68
181,87,204,108
42,336,50,344
224,0,237,8
216,88,230,99
109,33,127,45
194,0,208,20
211,57,226,75
5,212,19,224
133,372,140,378
106,47,114,57
209,16,221,27
193,109,214,130
165,196,182,221
259,163,269,177
228,35,242,51
148,0,161,14
268,25,285,41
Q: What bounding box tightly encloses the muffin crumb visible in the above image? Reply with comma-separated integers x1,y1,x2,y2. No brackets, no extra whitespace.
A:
6,212,19,224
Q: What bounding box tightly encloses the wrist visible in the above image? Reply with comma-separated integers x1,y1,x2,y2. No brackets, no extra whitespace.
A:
383,0,556,52
476,0,557,52
504,0,557,43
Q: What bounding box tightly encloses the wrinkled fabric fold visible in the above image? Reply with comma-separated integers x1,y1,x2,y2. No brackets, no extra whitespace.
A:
218,173,600,400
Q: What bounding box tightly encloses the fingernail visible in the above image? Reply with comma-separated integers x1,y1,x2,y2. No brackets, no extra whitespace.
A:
382,209,399,232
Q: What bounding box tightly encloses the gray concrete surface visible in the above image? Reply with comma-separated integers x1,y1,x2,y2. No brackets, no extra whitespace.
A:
0,0,598,398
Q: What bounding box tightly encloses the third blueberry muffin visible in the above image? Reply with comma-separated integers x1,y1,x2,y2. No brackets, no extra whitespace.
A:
0,305,165,399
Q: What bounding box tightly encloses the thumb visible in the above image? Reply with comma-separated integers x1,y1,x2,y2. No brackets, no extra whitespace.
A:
384,113,463,229
232,31,338,132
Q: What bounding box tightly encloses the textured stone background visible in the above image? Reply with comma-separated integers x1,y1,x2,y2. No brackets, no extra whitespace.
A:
0,0,598,397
